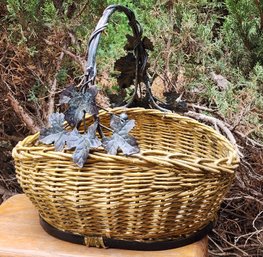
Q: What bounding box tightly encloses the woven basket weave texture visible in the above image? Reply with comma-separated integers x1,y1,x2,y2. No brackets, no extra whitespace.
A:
13,108,239,241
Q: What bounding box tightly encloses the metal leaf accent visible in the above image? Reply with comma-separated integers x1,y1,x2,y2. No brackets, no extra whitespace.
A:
114,53,137,89
124,34,154,51
103,114,139,155
62,86,98,128
39,113,68,151
114,34,153,89
66,122,101,167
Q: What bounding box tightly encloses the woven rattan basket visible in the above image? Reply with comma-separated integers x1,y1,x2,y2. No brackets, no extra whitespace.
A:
13,5,239,251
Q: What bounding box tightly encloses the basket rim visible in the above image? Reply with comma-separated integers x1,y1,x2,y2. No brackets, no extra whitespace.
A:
13,107,239,174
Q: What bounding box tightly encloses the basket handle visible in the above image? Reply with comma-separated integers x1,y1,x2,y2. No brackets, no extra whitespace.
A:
84,5,147,90
83,5,186,112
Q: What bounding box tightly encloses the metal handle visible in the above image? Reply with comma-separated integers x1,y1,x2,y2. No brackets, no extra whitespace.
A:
83,5,186,112
84,5,146,89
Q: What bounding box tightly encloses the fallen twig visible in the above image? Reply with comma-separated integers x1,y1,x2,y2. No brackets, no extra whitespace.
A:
188,103,218,113
7,93,40,133
187,104,263,149
44,39,85,72
0,185,16,202
208,250,240,256
213,229,249,256
235,131,263,148
75,1,90,18
186,111,243,157
47,49,65,118
234,210,263,245
208,235,224,253
224,195,263,205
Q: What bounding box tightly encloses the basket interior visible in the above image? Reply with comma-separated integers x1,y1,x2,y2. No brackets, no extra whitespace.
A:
96,109,232,161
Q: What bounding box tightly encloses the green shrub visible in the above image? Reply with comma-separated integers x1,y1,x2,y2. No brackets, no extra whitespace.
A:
2,0,263,141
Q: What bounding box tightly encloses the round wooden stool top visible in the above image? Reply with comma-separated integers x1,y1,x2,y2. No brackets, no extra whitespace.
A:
0,194,208,257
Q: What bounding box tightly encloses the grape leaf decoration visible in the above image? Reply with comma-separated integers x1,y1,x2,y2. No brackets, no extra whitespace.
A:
124,34,154,51
114,53,137,89
114,34,153,89
59,85,78,104
39,111,140,166
61,86,98,128
102,113,139,156
39,113,68,151
66,121,101,167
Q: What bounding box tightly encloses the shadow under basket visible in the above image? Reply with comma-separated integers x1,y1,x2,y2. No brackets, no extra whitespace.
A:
12,107,239,251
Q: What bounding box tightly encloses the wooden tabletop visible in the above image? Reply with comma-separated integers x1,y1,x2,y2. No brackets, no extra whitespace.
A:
0,194,208,257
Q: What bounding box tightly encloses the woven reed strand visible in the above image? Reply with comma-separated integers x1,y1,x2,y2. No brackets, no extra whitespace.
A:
13,108,239,241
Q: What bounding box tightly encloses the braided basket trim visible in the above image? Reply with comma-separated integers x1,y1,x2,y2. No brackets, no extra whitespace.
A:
13,108,239,173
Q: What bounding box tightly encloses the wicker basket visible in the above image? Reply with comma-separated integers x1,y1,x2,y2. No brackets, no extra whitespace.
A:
12,5,239,251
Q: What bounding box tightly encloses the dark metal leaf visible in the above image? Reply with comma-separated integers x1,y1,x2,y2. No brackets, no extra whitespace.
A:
124,34,138,51
64,88,98,127
72,144,90,168
48,112,65,128
64,105,84,128
87,121,101,148
40,128,58,144
103,134,139,155
66,121,101,167
118,134,139,154
114,53,136,72
142,36,154,51
114,36,152,90
119,119,135,134
124,34,154,51
103,114,139,156
53,131,69,151
40,129,68,151
40,113,68,151
114,53,136,89
59,85,78,104
66,128,80,149
116,73,135,89
109,115,124,131
87,86,98,97
110,115,135,133
102,137,118,155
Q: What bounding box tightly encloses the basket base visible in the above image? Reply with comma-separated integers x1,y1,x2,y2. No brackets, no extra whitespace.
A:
40,217,213,251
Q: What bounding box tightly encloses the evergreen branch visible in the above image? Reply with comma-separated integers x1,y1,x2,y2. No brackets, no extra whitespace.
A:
254,0,263,32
